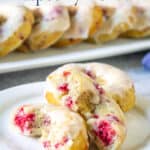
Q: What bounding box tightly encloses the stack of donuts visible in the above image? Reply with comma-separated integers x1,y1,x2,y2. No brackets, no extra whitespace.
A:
0,0,150,56
12,63,136,150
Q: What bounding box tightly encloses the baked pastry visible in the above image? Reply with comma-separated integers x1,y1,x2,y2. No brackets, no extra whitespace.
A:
45,64,126,150
54,0,102,47
12,104,89,150
18,3,70,52
122,0,150,38
45,63,135,112
91,0,137,43
0,5,34,56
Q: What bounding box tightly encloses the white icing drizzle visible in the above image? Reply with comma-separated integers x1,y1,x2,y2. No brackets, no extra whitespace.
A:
63,0,96,39
0,5,24,42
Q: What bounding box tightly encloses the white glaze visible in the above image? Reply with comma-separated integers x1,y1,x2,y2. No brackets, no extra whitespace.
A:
40,105,87,149
39,3,70,33
63,0,96,39
0,5,24,42
84,63,133,96
52,63,133,97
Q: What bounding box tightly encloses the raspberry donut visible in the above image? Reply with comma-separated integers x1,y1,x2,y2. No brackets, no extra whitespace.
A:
91,0,137,43
18,3,70,52
54,0,102,47
12,104,89,150
45,63,135,112
123,0,150,38
45,66,126,149
0,5,34,56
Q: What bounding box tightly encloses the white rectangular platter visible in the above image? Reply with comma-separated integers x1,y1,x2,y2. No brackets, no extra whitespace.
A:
0,39,149,74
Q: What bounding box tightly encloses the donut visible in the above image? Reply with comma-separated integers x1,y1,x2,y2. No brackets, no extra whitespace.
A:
90,0,137,43
0,5,34,56
12,104,89,150
45,65,126,149
18,3,70,52
122,0,150,38
45,63,135,112
54,0,102,47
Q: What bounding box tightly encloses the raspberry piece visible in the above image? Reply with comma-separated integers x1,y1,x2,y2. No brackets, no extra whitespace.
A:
85,70,96,79
63,71,71,77
58,83,69,93
14,107,35,132
43,116,51,126
94,83,105,95
65,96,73,109
55,143,60,149
45,6,63,21
54,137,68,149
43,141,51,148
93,114,99,119
94,120,116,146
62,136,69,145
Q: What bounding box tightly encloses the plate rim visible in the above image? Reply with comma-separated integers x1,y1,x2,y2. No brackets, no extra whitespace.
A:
0,39,149,74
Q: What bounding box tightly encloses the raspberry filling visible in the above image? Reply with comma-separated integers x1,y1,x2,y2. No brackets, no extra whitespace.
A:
94,120,116,146
63,71,71,77
65,96,74,109
58,83,69,93
94,83,105,95
14,107,35,132
85,70,96,79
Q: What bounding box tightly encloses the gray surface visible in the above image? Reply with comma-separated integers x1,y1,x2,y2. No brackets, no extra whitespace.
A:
0,51,149,91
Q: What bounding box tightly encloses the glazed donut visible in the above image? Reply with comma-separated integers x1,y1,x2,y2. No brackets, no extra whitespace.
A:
54,0,102,47
91,0,137,43
0,5,34,56
18,2,70,52
45,63,135,112
12,104,89,150
122,0,150,38
45,66,126,149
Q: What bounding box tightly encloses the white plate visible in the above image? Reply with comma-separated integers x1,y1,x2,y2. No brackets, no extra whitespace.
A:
0,81,150,150
0,39,149,74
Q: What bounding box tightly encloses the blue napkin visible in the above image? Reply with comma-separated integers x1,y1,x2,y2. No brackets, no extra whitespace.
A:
142,52,150,70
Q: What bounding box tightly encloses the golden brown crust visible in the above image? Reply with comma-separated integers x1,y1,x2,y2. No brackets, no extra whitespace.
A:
0,7,34,56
